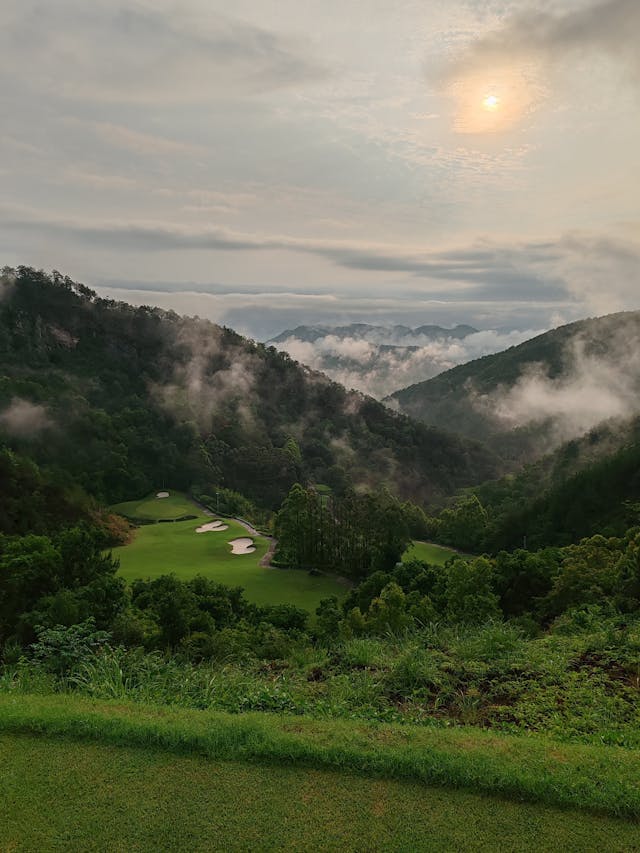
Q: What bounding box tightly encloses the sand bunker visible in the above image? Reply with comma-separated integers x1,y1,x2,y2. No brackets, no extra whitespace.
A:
195,521,229,533
156,491,170,498
229,537,256,555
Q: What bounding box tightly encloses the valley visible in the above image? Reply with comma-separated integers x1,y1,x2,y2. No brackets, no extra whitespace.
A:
3,1,638,846
111,491,348,609
2,268,640,850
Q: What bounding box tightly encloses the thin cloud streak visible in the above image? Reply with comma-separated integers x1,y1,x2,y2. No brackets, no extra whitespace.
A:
3,210,639,314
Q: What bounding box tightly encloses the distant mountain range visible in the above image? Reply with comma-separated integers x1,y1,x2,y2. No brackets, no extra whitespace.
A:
269,323,478,345
266,322,539,399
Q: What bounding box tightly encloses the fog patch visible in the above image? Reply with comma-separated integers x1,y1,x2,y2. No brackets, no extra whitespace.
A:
152,320,259,433
273,327,543,398
475,332,640,448
0,398,53,437
0,268,17,302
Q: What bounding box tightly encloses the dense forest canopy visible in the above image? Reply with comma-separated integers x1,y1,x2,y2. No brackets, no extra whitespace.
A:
426,417,640,553
0,266,498,510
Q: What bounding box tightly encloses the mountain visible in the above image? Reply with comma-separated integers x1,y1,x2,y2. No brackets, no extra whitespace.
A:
266,322,538,399
388,311,640,463
268,323,478,345
0,267,499,510
468,416,640,551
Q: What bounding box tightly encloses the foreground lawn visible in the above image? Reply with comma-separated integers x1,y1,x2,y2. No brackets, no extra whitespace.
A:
403,540,462,566
2,734,638,852
111,493,346,610
2,694,640,820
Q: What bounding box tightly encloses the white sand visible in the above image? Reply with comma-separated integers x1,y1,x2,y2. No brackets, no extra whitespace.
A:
229,537,256,555
156,491,170,498
195,521,229,533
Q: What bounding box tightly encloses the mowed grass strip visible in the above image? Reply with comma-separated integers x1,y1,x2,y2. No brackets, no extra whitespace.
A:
111,493,346,610
403,540,462,566
1,694,640,820
1,733,638,853
111,491,200,521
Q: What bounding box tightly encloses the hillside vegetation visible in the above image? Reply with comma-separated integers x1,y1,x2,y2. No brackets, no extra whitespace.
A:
388,310,640,463
0,266,498,510
426,417,640,552
3,265,640,847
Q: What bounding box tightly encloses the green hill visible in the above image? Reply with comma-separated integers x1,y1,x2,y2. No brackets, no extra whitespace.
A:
388,310,640,463
472,419,640,549
0,267,498,510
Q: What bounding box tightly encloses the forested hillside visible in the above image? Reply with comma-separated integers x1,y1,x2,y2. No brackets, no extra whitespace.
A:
0,267,498,509
426,417,640,552
388,311,640,463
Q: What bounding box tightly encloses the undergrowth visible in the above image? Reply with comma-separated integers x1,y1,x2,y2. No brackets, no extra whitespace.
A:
2,617,640,748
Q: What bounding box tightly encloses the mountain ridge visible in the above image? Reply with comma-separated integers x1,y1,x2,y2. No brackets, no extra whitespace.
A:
0,267,499,509
387,310,640,461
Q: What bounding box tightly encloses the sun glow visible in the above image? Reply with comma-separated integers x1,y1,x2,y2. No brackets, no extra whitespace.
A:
449,66,544,134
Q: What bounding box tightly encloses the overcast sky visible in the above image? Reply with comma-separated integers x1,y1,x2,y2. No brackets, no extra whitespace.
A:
1,0,639,339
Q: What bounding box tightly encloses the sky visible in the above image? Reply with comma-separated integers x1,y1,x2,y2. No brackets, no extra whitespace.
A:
1,0,639,340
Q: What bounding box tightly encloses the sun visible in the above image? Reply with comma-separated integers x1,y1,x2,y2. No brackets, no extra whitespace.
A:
483,94,500,110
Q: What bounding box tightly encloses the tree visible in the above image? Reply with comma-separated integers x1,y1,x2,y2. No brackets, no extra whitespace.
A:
445,557,500,625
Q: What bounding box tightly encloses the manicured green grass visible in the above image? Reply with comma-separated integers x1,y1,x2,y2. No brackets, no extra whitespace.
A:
403,540,462,566
111,492,346,610
111,491,199,520
2,694,640,820
2,732,637,852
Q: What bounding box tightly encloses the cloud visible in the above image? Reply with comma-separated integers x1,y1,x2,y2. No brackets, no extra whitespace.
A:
151,320,259,433
0,398,53,437
1,1,326,103
274,327,545,398
65,120,208,158
5,209,640,313
474,320,640,447
448,0,640,82
441,0,640,133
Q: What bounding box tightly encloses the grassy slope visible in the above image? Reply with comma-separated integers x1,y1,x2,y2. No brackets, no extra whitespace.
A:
2,733,638,852
2,694,640,820
112,493,346,610
111,492,199,520
403,540,462,566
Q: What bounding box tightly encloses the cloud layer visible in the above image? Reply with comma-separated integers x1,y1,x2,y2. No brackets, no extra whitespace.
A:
1,1,325,102
273,326,544,398
0,0,638,339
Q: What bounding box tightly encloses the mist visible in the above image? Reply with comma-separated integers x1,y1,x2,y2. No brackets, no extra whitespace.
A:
0,398,52,436
274,326,544,398
151,319,260,434
476,329,640,448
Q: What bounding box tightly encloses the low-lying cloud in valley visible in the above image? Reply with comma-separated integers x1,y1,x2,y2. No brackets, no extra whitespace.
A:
475,324,640,448
272,325,544,398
